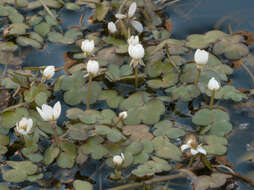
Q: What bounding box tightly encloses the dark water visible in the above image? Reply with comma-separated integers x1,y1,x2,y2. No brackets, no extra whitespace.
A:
20,0,254,189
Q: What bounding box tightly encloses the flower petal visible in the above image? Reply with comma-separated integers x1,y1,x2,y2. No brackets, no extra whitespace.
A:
36,107,50,121
42,104,54,120
53,101,61,120
181,144,190,152
190,148,199,155
197,145,207,155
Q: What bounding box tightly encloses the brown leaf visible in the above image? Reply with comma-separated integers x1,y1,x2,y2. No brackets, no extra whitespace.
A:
216,156,234,168
123,125,153,140
165,19,173,33
232,59,243,69
234,31,254,46
61,52,77,74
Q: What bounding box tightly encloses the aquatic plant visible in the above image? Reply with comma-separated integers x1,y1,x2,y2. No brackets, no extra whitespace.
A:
0,0,254,189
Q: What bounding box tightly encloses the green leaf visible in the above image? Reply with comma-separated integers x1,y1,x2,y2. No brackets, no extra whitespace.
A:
98,90,123,108
73,180,93,190
1,108,29,128
120,92,165,125
193,109,232,136
152,136,182,161
34,22,50,36
95,1,110,21
153,120,185,139
43,144,60,165
60,71,101,106
170,84,200,102
95,125,125,142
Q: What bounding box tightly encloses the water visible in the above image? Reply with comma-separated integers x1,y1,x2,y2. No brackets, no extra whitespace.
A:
16,0,254,189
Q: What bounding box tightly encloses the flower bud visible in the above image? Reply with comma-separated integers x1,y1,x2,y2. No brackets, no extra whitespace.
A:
128,35,139,45
194,49,209,66
113,153,125,166
87,60,99,76
16,117,33,135
128,44,144,59
81,39,94,53
119,111,128,119
128,2,137,18
43,66,55,79
208,77,220,91
108,22,117,33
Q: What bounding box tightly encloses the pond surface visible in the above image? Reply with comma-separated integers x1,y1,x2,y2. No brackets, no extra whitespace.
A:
2,0,254,189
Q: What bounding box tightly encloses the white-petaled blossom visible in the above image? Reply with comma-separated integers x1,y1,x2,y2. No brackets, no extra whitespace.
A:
108,22,117,33
194,49,209,67
208,77,220,91
119,111,128,119
128,44,144,60
181,140,207,156
113,153,125,166
128,2,137,18
43,66,55,79
81,39,94,54
36,101,61,121
16,117,33,135
87,60,99,76
115,13,127,19
128,35,139,45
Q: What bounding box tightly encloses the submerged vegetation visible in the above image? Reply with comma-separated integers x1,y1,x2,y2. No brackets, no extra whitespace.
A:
0,0,254,189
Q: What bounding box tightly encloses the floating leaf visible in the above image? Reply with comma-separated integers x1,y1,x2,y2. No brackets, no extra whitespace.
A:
34,22,50,37
95,125,125,143
194,173,231,190
153,120,185,139
186,30,227,49
43,144,60,165
95,1,110,21
73,180,93,190
98,90,124,108
16,37,42,49
202,135,228,155
132,156,171,177
170,84,200,102
193,109,232,136
123,125,153,140
120,92,165,125
1,108,29,129
79,137,108,159
60,71,101,106
152,136,182,161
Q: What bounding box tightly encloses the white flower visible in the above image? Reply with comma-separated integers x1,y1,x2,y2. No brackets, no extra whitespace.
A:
128,2,137,18
87,60,99,76
128,43,144,60
128,35,139,45
43,66,55,79
113,153,125,166
119,111,128,119
115,13,127,19
81,39,94,54
208,77,220,91
108,22,117,33
181,140,207,155
36,101,61,121
16,117,33,135
194,49,209,66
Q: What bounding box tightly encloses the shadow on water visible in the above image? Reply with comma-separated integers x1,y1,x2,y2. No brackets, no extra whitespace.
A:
19,0,254,189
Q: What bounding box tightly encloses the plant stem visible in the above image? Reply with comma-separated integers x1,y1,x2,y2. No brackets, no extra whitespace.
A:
194,68,201,86
86,73,93,110
209,90,216,109
50,121,60,148
106,173,184,190
134,65,138,88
